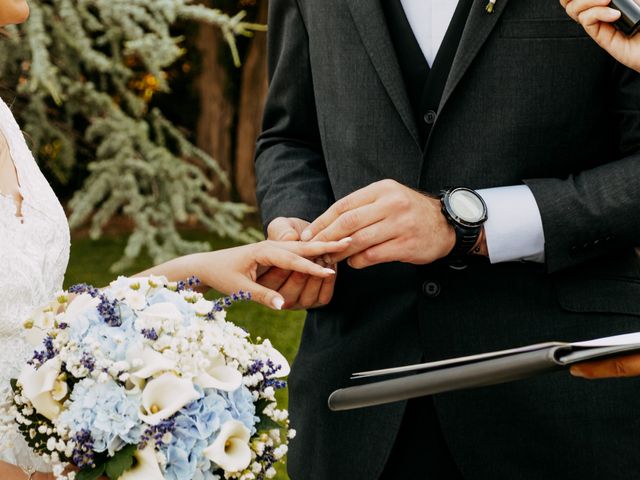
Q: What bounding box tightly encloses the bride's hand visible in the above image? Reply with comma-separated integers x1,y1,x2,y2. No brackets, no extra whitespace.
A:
193,239,352,310
0,462,59,480
561,0,640,72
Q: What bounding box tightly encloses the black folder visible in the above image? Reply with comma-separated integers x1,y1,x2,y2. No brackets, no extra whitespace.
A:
328,333,640,412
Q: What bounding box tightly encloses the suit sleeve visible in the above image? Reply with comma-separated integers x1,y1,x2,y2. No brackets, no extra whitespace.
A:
254,0,334,231
524,64,640,273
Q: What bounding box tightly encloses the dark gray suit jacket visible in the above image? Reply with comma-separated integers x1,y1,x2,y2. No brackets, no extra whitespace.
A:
256,1,640,478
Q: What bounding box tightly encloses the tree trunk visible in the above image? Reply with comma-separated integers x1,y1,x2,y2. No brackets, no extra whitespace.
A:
196,19,235,200
234,0,269,206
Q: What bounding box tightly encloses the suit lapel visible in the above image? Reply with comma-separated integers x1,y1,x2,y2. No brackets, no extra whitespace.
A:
439,0,511,111
345,0,421,148
345,0,511,149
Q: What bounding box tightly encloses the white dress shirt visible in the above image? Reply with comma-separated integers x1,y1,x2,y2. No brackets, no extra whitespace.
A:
401,0,546,263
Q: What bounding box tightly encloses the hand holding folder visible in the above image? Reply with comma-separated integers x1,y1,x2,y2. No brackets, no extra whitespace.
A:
328,332,640,412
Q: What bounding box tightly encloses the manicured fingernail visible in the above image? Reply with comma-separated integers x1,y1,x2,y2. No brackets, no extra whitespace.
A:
570,367,585,378
272,298,284,310
340,237,353,243
322,268,336,275
301,229,313,241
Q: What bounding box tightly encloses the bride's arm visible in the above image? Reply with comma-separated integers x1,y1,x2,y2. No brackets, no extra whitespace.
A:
0,462,109,480
135,239,351,310
0,461,52,479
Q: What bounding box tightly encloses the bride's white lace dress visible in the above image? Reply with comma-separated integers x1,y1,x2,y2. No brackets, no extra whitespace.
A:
0,97,70,471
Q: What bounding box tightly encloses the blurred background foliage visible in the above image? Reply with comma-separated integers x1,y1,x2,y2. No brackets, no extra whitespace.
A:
3,2,299,475
0,0,271,271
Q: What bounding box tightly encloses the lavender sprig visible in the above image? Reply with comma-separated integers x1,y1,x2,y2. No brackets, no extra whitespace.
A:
247,359,287,393
210,290,252,314
68,283,121,327
71,429,96,469
29,335,58,366
176,276,202,292
140,417,177,449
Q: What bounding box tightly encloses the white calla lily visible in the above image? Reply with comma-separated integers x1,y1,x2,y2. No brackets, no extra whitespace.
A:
203,420,252,473
195,354,242,392
127,346,177,381
139,373,200,425
24,327,47,348
23,307,57,347
137,302,183,333
17,358,65,420
193,298,214,316
118,446,164,480
62,293,100,326
266,348,291,378
139,302,182,323
50,379,69,402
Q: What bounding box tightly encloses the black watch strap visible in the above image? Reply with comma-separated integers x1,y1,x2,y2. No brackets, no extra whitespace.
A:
449,223,481,257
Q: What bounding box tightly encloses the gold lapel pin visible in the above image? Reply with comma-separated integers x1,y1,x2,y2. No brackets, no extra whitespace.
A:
486,0,497,13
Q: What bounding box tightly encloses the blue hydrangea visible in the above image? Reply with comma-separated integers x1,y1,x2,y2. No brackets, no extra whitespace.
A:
162,385,258,480
68,306,139,364
147,290,195,325
66,299,138,364
163,388,231,480
87,318,139,363
66,306,102,343
58,379,142,455
222,386,259,435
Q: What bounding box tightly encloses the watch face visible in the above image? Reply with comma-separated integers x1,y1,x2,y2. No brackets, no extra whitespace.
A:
449,189,485,223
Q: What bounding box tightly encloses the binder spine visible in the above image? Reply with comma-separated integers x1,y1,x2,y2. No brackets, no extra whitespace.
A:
328,347,564,412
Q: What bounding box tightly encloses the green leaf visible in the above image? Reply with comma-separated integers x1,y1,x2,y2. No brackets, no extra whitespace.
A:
255,399,284,431
105,444,137,480
255,398,269,412
76,464,105,480
256,415,282,432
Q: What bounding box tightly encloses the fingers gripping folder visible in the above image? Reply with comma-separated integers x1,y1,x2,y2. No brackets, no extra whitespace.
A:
328,334,640,411
612,0,640,36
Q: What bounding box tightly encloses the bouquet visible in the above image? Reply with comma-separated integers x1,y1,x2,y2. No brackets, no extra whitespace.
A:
6,276,293,480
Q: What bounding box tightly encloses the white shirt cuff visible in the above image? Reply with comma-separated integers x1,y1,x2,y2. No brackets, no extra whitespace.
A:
477,185,546,264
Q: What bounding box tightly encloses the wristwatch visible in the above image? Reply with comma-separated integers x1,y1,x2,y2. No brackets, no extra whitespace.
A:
440,187,488,261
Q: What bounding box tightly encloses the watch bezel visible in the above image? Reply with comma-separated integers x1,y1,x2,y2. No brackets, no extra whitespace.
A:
441,187,488,228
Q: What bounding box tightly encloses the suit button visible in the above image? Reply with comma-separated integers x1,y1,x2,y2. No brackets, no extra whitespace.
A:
422,281,441,297
424,110,437,125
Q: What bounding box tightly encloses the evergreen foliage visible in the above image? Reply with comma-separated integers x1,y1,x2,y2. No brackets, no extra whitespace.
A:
0,0,264,271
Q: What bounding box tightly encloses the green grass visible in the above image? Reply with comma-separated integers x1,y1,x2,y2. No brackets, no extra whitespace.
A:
65,232,304,480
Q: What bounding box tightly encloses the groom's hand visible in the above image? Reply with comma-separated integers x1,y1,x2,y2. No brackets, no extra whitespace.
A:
301,179,456,268
561,0,640,72
258,217,337,310
571,354,640,379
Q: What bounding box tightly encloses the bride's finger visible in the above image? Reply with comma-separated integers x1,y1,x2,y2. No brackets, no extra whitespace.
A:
255,245,337,277
227,275,287,310
274,237,353,257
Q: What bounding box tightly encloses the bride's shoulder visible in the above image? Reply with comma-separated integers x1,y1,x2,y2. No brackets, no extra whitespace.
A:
0,96,33,159
0,95,21,130
0,95,68,227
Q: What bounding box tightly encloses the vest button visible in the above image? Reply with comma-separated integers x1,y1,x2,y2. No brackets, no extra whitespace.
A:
424,110,437,125
422,281,441,298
